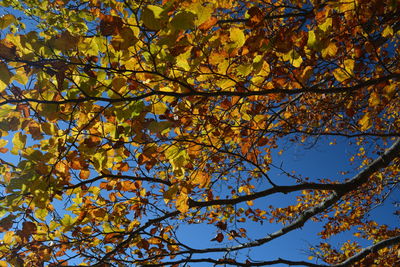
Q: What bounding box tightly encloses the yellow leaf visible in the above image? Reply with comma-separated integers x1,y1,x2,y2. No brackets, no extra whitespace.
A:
3,231,14,244
300,66,313,82
0,139,7,148
283,50,302,68
176,192,189,213
318,17,332,32
192,171,210,188
382,25,393,37
322,42,338,58
176,50,191,71
344,59,355,74
307,30,320,50
11,132,26,155
359,112,372,131
34,208,48,221
0,261,8,267
0,14,16,29
229,28,245,48
383,83,396,99
333,68,350,82
191,2,213,26
368,92,380,107
151,102,167,115
0,63,12,93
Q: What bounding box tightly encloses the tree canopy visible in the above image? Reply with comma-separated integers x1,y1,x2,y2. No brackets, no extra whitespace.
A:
0,0,399,266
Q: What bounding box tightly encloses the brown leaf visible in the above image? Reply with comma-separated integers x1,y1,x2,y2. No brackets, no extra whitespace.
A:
199,17,217,31
100,15,123,36
211,233,224,243
0,215,14,232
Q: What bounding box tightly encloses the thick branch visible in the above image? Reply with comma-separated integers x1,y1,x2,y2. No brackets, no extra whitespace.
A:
189,182,342,208
1,73,399,107
333,235,400,267
64,174,171,190
140,257,326,267
217,11,312,24
164,139,400,255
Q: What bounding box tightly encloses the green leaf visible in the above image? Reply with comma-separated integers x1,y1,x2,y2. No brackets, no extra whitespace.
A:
34,208,48,221
115,101,144,122
170,11,196,30
237,64,252,76
0,63,12,92
191,2,213,26
61,214,76,227
148,121,173,134
307,30,321,51
11,132,26,155
142,5,166,30
0,104,14,118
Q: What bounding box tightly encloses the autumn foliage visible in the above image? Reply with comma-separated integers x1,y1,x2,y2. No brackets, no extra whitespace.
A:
0,0,399,266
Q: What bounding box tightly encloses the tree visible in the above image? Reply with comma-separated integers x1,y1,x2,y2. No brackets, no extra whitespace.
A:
0,0,399,265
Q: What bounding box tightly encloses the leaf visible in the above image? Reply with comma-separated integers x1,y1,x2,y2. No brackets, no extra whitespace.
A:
100,15,123,36
21,221,37,236
0,214,15,232
0,14,16,29
192,171,210,188
318,17,332,32
3,231,14,244
0,139,7,148
307,30,319,50
170,11,196,30
142,5,166,30
382,25,394,37
34,208,48,221
148,121,173,134
48,31,80,53
0,40,16,60
176,192,189,213
191,2,213,26
61,214,76,227
344,59,355,74
229,28,245,48
283,50,303,68
79,169,90,180
198,16,217,30
368,92,380,107
322,42,338,58
11,132,26,155
211,233,224,243
0,62,12,92
151,102,168,115
359,112,372,131
0,104,14,117
111,27,138,51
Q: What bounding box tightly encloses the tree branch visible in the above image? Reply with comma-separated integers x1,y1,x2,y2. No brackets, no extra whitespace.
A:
333,234,400,267
63,174,172,190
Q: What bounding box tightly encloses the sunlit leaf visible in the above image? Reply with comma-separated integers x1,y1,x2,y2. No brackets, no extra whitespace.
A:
0,63,12,92
0,14,16,29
